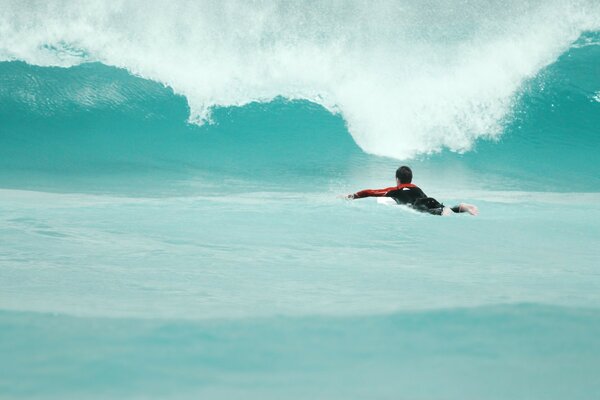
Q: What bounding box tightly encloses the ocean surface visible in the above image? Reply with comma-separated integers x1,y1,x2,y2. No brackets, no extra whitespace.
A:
1,1,600,399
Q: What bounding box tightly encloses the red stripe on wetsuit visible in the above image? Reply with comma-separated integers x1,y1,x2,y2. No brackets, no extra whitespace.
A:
353,183,417,199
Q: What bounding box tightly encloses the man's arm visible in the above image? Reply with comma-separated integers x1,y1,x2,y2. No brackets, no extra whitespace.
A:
346,186,397,199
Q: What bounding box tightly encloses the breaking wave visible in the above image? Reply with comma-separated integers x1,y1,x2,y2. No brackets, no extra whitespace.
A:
1,0,599,158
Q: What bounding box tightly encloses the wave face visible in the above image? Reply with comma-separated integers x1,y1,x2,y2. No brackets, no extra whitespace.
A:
1,0,599,158
1,33,600,192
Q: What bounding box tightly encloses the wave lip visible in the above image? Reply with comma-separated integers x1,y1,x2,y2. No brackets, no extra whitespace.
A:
1,1,599,158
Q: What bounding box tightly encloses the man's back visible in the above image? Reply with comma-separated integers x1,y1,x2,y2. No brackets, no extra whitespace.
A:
385,186,427,205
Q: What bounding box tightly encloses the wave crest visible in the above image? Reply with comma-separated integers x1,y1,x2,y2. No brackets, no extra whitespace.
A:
1,0,599,158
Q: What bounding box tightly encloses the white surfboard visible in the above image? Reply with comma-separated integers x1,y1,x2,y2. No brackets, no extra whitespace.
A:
376,197,398,206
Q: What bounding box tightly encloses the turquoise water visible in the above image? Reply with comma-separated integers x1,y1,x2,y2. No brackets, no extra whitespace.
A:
1,2,600,399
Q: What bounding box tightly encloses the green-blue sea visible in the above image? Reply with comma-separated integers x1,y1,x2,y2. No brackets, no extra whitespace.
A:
1,1,599,399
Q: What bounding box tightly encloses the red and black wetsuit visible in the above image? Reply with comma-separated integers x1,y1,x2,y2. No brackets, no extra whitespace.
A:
353,183,424,203
353,183,447,215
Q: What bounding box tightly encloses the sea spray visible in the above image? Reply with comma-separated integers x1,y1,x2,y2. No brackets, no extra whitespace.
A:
1,0,599,158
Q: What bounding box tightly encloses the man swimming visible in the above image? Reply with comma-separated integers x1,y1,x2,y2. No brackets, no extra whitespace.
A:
345,166,478,216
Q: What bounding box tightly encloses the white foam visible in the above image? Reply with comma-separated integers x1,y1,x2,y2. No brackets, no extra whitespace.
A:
1,0,598,158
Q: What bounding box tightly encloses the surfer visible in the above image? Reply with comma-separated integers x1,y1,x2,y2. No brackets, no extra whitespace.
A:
345,166,478,216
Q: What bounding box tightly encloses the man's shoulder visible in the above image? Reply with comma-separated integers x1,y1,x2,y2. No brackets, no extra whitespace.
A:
386,185,426,198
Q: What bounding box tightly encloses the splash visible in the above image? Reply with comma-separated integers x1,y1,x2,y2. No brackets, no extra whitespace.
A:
1,0,599,158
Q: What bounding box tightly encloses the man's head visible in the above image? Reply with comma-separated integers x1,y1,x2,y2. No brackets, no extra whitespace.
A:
396,166,412,184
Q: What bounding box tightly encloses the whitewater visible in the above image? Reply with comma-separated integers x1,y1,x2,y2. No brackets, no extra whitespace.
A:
1,1,600,399
2,0,599,158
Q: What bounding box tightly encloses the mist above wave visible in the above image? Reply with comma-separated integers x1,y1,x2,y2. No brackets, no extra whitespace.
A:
1,0,598,158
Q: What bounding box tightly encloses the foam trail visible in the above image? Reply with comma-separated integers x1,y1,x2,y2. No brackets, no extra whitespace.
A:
1,0,599,158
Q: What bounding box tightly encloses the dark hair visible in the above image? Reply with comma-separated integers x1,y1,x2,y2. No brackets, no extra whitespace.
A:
395,166,412,183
